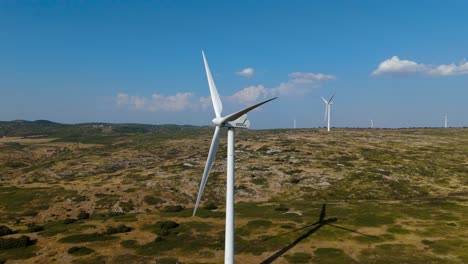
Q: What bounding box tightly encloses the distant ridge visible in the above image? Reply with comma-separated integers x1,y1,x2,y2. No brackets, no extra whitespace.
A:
32,120,61,125
0,120,208,138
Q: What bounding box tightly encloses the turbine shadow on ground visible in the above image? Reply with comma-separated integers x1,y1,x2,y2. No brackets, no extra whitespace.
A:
260,204,375,264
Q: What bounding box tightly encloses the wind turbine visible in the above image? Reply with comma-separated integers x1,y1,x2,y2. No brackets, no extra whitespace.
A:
444,114,448,128
371,119,374,128
193,51,276,264
321,94,335,132
294,117,296,129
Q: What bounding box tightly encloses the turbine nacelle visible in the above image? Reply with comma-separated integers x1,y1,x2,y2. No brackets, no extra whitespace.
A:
212,114,251,128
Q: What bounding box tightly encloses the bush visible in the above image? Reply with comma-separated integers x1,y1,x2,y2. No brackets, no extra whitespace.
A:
104,225,132,235
162,205,184,213
143,195,164,205
0,225,14,236
274,204,289,212
121,239,138,248
25,223,44,233
0,235,33,249
284,252,312,263
58,233,116,243
67,246,95,256
154,221,179,236
91,211,124,220
120,200,135,212
77,211,90,220
157,258,180,264
204,202,218,210
63,218,77,224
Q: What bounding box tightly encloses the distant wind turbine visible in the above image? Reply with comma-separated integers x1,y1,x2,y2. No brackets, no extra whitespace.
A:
444,114,448,128
321,94,335,132
193,51,277,264
294,117,296,129
371,119,374,128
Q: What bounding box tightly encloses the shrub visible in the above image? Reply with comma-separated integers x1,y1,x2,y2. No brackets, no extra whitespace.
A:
0,235,33,249
157,258,180,264
121,239,138,248
0,225,14,236
120,200,135,212
67,246,95,256
143,195,164,205
63,218,77,224
154,221,179,236
22,210,38,217
162,205,184,213
284,252,312,263
204,202,218,210
58,233,116,243
91,211,124,220
25,223,44,233
274,204,289,212
104,225,132,235
77,211,90,220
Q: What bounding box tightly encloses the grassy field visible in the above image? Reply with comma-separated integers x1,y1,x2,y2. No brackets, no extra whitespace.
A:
0,121,467,263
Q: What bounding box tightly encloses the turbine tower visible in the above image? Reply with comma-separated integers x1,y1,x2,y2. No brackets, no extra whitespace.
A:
294,117,296,129
321,94,335,132
444,114,448,128
193,51,276,264
371,119,374,128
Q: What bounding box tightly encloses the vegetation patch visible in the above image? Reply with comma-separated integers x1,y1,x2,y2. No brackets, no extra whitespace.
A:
0,235,34,250
359,243,449,263
0,226,14,237
143,195,165,205
284,252,312,263
104,225,132,235
67,246,95,256
312,247,357,263
25,223,44,233
59,233,116,243
39,221,95,237
120,239,138,248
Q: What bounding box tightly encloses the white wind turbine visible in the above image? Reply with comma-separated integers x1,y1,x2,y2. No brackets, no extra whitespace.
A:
321,94,335,132
444,114,448,128
193,51,276,264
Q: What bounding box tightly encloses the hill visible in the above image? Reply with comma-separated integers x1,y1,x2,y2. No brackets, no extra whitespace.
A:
0,124,467,263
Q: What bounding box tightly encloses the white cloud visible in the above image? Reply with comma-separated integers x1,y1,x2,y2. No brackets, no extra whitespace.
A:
114,71,335,110
235,68,255,78
372,56,468,76
149,93,194,112
288,72,336,83
199,96,212,110
228,71,335,105
429,62,468,76
115,92,194,112
115,93,148,110
228,85,269,105
269,72,335,97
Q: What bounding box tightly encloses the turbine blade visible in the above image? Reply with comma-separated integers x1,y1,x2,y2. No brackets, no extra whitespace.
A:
328,93,335,103
193,126,221,216
202,51,223,117
321,96,328,104
222,97,277,123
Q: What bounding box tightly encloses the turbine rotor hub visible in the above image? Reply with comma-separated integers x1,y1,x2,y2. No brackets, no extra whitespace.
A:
212,117,224,126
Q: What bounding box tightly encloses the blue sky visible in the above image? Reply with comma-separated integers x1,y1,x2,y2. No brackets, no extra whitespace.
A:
1,1,467,128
